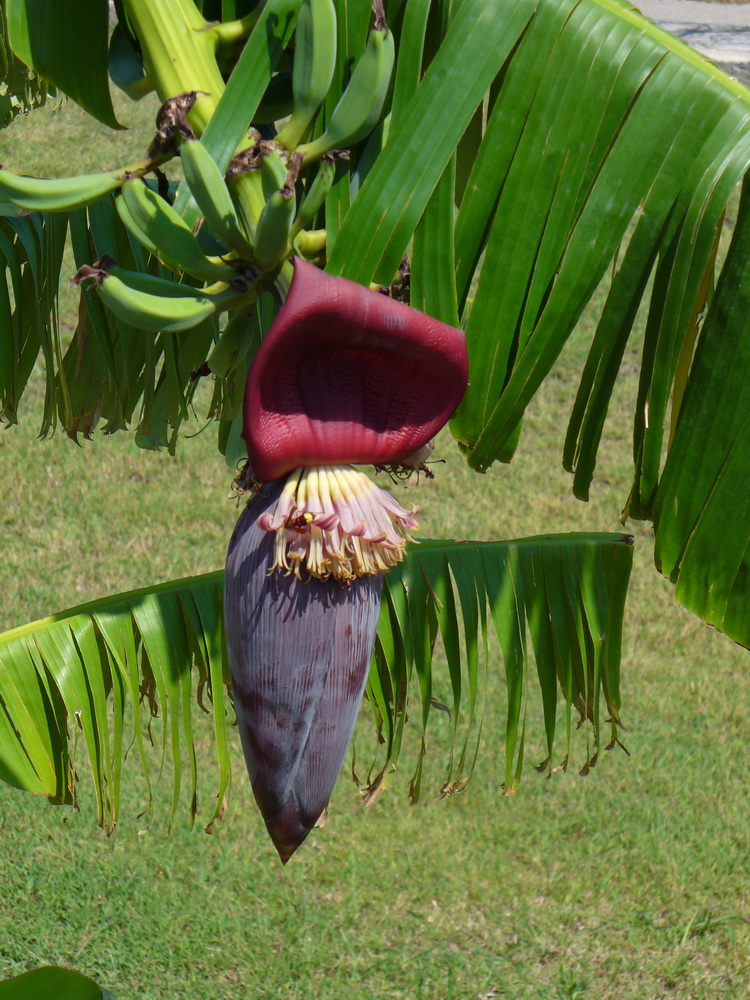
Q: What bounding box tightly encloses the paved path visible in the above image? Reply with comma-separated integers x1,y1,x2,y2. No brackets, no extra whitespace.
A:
637,0,750,78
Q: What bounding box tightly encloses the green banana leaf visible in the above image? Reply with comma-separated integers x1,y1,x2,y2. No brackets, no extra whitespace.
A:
0,533,632,832
0,966,111,1000
0,0,52,129
5,0,121,128
323,0,750,648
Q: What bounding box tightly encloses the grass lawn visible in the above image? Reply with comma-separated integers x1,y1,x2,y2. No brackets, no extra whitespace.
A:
2,91,750,1000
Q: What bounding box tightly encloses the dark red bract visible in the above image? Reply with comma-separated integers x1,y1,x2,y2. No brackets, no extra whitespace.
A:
242,258,468,481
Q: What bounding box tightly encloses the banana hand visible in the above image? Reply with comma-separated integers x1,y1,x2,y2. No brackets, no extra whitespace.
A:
119,178,232,283
180,138,255,257
72,259,252,333
276,0,337,151
296,1,394,164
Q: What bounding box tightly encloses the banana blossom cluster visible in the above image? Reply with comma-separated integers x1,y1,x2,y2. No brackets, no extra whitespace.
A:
225,258,468,861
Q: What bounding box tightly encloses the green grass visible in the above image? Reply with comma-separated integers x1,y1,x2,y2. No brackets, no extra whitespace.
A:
2,92,750,1000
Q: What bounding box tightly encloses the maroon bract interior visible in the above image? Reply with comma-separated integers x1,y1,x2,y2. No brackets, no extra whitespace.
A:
243,258,469,481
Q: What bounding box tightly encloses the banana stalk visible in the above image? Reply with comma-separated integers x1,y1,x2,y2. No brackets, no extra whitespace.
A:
120,0,224,133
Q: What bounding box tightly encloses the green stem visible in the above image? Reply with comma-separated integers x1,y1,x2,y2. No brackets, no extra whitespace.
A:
202,3,264,49
121,0,226,134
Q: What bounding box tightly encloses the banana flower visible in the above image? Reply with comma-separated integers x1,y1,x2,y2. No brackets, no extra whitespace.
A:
225,258,468,861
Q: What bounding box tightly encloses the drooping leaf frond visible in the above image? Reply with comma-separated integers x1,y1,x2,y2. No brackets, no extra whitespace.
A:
367,533,632,802
0,572,230,832
653,176,750,651
5,0,121,128
0,0,53,131
0,210,67,430
0,195,251,450
0,533,632,831
325,0,750,647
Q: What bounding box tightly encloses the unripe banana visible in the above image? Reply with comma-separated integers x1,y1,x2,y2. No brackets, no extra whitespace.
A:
294,228,327,257
108,23,154,101
290,155,335,238
100,258,227,298
260,150,290,199
0,165,126,213
296,5,395,164
254,188,296,271
179,138,255,258
115,193,160,258
120,178,232,283
72,261,251,333
254,154,302,270
276,0,337,151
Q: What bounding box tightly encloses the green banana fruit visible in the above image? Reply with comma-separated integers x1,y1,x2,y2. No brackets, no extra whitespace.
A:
294,228,327,258
260,149,290,200
276,0,337,151
108,23,154,101
179,138,255,257
253,154,302,270
119,178,232,283
101,258,227,299
253,187,296,271
73,261,251,333
296,4,395,164
290,155,335,238
0,165,127,213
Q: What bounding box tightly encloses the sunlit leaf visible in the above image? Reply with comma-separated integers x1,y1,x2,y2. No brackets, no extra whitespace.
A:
6,0,120,128
0,533,632,828
0,965,109,1000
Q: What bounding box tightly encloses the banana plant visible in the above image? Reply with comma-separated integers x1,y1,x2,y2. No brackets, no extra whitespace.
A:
0,0,749,860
